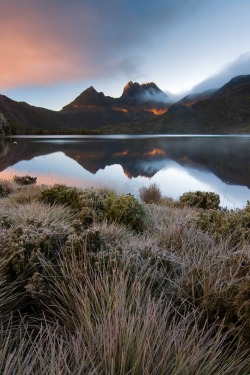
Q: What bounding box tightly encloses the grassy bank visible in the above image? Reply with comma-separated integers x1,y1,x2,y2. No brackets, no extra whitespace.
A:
0,180,249,374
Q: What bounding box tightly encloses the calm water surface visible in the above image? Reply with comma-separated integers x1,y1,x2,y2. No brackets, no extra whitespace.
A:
0,135,249,209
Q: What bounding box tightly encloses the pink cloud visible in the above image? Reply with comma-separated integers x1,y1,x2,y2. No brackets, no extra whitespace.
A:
0,0,205,90
0,2,101,88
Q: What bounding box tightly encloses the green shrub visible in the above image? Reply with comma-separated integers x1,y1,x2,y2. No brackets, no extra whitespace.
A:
40,186,146,231
139,183,162,204
0,224,72,280
179,191,220,209
77,189,107,226
104,193,146,232
40,184,82,210
198,206,250,243
0,222,106,305
40,185,108,226
64,226,105,258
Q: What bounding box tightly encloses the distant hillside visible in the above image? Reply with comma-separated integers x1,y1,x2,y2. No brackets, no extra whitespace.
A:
157,75,250,134
176,89,217,107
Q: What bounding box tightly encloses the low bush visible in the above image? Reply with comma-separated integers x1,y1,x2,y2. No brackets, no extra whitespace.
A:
104,192,146,232
0,224,107,308
40,184,82,210
40,186,146,231
13,175,37,186
40,185,109,227
198,205,250,243
179,191,220,209
139,183,162,204
0,224,71,279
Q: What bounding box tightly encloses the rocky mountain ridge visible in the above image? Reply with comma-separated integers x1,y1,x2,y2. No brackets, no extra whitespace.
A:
120,81,169,103
0,75,249,134
63,81,170,111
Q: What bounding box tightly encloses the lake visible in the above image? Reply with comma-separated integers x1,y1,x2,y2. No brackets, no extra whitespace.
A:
0,135,249,209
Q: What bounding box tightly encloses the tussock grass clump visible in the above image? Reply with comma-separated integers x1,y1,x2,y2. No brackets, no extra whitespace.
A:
7,183,42,204
0,179,17,197
0,200,74,227
0,184,249,373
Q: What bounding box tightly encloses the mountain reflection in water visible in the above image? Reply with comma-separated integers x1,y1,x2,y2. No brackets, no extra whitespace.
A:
0,135,249,209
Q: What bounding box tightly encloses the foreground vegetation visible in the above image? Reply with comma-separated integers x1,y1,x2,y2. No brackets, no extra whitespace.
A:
0,179,249,374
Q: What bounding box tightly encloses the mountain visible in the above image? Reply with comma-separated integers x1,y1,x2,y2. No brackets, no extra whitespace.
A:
0,81,171,134
157,75,250,134
0,94,63,134
0,83,170,134
62,86,115,110
0,75,250,135
120,81,169,103
176,89,217,107
63,81,170,113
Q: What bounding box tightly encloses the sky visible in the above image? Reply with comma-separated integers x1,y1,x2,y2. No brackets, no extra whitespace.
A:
1,0,250,110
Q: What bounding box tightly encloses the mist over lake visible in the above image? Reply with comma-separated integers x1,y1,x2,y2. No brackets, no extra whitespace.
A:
0,135,249,209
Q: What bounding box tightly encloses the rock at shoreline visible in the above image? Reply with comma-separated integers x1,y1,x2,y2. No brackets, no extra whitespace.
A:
0,113,11,135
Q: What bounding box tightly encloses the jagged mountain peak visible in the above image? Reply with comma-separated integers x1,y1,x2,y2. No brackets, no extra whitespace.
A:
121,81,168,103
62,86,108,110
121,81,143,100
62,80,170,111
77,86,105,99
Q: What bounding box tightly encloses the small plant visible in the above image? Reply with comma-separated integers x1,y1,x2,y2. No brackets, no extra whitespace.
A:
198,205,250,243
40,184,82,210
40,185,110,227
179,191,220,210
13,175,37,186
139,183,162,204
0,224,72,280
104,192,146,232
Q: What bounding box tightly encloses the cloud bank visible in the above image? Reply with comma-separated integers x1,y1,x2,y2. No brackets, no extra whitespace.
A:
0,0,202,89
191,53,250,93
